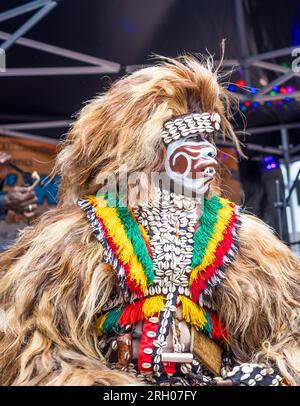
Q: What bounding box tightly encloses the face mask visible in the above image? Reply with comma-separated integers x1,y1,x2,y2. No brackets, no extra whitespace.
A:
164,137,218,195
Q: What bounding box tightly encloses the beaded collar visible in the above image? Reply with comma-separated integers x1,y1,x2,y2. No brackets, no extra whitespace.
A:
79,191,241,373
79,190,240,305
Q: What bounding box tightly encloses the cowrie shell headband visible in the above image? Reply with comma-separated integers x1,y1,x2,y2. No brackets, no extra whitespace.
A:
162,112,221,144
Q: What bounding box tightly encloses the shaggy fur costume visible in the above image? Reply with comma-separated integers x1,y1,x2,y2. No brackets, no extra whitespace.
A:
0,55,299,386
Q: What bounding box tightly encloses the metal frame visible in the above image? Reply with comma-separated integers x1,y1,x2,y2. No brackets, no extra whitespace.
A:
0,1,299,96
0,127,58,144
125,50,300,102
0,0,120,75
0,29,120,75
0,0,58,52
0,0,299,247
234,0,251,87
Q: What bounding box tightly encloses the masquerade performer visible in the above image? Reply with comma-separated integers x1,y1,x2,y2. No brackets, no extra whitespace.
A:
0,56,299,386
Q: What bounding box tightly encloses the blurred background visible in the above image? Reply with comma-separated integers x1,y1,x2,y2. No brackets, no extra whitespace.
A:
0,0,300,254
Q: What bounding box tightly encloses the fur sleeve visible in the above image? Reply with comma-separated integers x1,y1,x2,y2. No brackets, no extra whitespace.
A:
0,206,130,385
213,213,300,385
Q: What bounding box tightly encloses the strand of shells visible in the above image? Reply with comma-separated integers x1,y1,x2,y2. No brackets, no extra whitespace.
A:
162,112,221,144
134,188,199,299
222,363,283,386
133,187,199,376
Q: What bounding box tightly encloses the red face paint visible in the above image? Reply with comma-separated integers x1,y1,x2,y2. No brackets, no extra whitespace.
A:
164,139,218,194
168,142,217,177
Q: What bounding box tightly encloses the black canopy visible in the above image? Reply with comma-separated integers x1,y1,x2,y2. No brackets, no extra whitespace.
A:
0,0,300,148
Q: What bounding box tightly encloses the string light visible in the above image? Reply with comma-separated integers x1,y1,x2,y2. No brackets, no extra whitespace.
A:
262,156,280,171
228,84,236,92
236,79,245,87
228,80,299,112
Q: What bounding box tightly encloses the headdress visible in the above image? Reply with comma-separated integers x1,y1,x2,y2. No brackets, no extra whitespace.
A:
162,112,221,144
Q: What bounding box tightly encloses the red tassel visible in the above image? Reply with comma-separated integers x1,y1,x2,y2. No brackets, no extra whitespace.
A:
208,310,227,340
141,234,153,258
164,362,176,375
96,215,144,298
119,299,145,327
191,213,237,303
191,278,202,303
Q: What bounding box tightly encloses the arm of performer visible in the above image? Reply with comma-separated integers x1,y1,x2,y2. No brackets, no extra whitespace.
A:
0,151,38,219
4,186,38,218
213,213,300,386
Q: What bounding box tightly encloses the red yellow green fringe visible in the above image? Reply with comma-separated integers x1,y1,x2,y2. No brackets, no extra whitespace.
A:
98,295,164,334
98,295,228,345
179,295,228,344
190,195,238,302
81,193,239,310
85,194,154,297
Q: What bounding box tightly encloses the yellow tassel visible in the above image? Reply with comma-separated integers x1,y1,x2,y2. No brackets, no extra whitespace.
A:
138,224,150,244
180,295,207,330
131,208,150,245
143,295,164,318
190,199,233,283
87,196,148,294
98,312,108,334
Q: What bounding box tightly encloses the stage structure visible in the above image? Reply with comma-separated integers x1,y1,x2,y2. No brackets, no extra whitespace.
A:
0,0,299,249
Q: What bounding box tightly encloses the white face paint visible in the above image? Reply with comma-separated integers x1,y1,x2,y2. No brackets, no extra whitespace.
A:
164,137,218,195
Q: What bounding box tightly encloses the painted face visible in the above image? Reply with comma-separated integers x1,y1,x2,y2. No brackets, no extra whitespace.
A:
164,136,218,195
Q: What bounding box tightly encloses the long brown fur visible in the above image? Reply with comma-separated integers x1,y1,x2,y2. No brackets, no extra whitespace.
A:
213,214,300,385
0,55,299,385
54,55,240,206
0,207,135,385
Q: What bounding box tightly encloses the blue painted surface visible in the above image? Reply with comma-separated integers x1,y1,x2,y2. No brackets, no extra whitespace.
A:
0,173,59,205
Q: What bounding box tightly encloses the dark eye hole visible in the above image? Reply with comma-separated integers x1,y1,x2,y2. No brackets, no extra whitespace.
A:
207,151,216,158
188,134,207,142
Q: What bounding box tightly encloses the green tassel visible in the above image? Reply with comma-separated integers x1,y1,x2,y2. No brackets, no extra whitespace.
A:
191,195,223,268
203,310,213,338
102,307,124,334
105,192,154,286
97,192,224,287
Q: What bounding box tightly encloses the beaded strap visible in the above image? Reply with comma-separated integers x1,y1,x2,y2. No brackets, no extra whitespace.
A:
138,316,160,373
162,112,221,144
